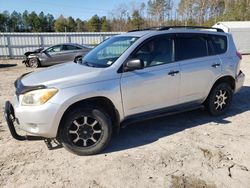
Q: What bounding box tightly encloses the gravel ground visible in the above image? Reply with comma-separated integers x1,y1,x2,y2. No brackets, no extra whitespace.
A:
0,57,250,188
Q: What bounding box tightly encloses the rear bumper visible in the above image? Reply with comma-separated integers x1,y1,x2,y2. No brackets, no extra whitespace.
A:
235,70,245,93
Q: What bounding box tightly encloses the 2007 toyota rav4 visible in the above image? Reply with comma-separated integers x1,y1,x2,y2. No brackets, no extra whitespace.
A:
5,26,245,155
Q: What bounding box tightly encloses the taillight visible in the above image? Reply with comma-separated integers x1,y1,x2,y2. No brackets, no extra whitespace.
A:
236,51,242,60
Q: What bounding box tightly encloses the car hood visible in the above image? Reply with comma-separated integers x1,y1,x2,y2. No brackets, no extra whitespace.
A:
21,63,106,88
24,47,44,56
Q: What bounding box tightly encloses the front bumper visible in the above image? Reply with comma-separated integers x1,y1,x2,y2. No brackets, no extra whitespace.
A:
4,101,44,141
235,70,245,93
4,95,64,138
22,56,29,65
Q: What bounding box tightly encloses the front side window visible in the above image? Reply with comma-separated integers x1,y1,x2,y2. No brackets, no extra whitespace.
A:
46,45,62,53
82,36,138,67
132,37,174,67
177,36,208,61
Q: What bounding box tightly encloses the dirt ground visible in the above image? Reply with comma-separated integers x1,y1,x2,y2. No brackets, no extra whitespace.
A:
0,56,250,188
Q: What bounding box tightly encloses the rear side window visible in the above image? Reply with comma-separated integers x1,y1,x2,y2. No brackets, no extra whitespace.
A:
209,35,227,55
63,45,81,51
177,36,208,61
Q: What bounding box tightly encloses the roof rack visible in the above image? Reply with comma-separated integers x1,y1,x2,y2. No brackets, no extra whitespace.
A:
128,26,224,33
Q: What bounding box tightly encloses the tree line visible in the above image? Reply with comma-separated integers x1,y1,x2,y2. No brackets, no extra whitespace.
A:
0,0,250,32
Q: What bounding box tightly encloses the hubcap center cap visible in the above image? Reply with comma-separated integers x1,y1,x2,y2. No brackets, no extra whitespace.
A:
77,125,93,139
219,97,223,103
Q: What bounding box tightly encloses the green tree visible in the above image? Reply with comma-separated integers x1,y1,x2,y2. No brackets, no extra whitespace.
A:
2,11,10,31
54,15,67,32
27,11,42,32
0,12,8,32
76,18,86,32
46,13,55,32
9,11,22,31
67,16,76,32
87,15,101,32
129,10,144,30
38,12,48,31
22,10,30,31
100,16,110,32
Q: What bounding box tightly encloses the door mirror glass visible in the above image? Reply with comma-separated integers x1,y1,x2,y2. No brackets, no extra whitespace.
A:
124,59,144,71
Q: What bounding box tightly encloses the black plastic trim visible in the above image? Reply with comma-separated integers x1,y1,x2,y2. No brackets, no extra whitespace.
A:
121,103,204,127
14,73,46,95
128,26,224,33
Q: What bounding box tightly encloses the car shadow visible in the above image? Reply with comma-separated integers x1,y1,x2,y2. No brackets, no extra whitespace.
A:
104,86,250,154
0,64,17,68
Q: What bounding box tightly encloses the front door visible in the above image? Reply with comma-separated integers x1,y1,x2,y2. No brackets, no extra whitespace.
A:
43,45,63,64
121,36,180,117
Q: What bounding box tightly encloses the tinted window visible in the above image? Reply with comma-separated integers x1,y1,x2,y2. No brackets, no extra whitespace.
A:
210,35,227,55
63,45,81,51
132,37,174,67
178,36,208,61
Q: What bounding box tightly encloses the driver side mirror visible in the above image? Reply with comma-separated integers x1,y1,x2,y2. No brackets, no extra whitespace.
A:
124,59,144,72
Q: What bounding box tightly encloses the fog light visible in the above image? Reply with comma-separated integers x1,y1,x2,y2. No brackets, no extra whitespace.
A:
27,123,37,129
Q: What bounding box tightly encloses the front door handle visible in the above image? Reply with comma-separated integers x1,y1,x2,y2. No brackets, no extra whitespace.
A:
212,63,221,68
168,70,180,76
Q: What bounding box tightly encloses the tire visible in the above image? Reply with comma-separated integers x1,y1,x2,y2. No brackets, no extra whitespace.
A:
205,82,233,116
74,56,82,63
28,58,40,68
59,106,112,155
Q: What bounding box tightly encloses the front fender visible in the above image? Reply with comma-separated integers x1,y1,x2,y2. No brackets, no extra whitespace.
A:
48,79,124,134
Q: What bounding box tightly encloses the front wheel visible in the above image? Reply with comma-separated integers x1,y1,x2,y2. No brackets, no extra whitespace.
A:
28,58,40,68
205,83,233,116
59,106,112,155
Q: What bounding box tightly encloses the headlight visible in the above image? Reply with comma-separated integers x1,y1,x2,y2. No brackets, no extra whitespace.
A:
21,88,58,106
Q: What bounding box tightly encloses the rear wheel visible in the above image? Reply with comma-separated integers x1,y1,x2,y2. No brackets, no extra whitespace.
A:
205,83,233,116
28,58,40,68
59,106,112,155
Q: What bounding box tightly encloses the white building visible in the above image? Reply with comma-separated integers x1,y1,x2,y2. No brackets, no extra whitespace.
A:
213,21,250,54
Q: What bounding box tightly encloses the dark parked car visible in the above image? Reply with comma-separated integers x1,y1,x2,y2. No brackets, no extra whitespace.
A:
23,43,92,68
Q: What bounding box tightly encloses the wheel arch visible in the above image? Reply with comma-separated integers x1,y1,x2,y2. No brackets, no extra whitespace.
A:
57,96,120,137
28,56,41,67
204,75,235,103
74,55,82,63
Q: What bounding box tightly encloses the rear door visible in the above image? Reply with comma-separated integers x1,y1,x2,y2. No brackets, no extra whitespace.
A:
61,45,82,62
176,33,222,104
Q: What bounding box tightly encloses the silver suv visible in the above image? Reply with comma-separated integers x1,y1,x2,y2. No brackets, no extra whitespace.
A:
5,26,245,155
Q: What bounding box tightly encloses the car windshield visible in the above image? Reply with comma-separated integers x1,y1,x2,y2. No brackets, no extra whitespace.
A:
81,36,138,67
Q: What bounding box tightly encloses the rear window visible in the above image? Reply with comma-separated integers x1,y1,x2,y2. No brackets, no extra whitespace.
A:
209,35,227,55
177,36,208,61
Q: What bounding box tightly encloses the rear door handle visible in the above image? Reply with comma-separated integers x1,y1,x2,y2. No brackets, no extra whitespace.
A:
168,70,180,76
212,63,221,68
